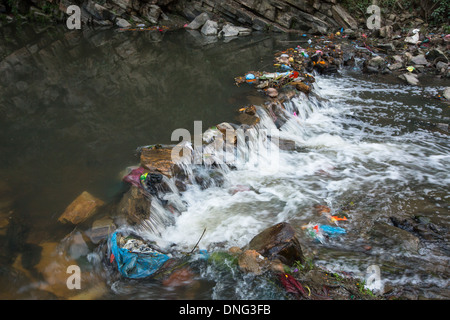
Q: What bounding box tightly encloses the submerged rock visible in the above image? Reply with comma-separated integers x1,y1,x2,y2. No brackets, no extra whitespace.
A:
58,191,105,225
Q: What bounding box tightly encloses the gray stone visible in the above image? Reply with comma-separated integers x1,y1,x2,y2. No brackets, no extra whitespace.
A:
411,54,428,65
116,18,131,28
388,62,402,71
399,73,419,86
140,4,162,24
220,24,239,37
436,61,448,71
331,4,358,30
367,55,385,68
85,0,115,21
201,20,219,36
186,12,210,30
443,87,450,100
379,25,393,38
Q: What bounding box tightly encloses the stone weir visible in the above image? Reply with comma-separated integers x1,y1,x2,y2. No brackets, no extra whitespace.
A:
42,36,383,300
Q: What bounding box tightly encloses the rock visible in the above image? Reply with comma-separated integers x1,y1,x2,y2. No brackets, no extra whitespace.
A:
116,18,131,28
291,81,311,94
85,0,115,21
116,186,150,225
35,242,79,298
140,4,162,24
216,122,237,145
443,87,450,100
111,0,132,10
376,43,395,52
162,267,196,287
238,249,266,275
436,61,448,71
266,87,278,98
411,54,428,65
140,146,175,177
201,20,219,36
379,25,393,38
399,73,419,86
367,55,385,68
62,231,89,260
246,222,304,266
185,12,210,30
220,24,240,37
85,216,116,244
236,26,252,36
388,62,402,71
58,191,105,225
331,5,358,30
392,55,403,64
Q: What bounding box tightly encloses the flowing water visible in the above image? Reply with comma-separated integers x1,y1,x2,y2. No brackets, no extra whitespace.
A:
0,24,449,300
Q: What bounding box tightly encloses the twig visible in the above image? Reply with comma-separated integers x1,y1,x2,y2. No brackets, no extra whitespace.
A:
189,228,206,254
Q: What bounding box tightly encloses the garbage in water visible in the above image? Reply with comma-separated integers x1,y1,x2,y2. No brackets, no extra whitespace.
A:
109,231,171,279
302,223,347,243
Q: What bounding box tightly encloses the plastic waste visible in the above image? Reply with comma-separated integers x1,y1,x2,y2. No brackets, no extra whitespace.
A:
303,223,346,243
245,73,257,83
406,66,415,72
330,215,348,224
123,167,146,188
320,225,347,236
405,29,420,44
109,232,171,279
259,71,291,80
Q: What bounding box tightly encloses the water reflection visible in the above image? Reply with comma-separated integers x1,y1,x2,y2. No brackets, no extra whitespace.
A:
0,24,289,299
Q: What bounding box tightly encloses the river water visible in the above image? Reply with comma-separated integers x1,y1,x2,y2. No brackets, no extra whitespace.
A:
0,24,448,300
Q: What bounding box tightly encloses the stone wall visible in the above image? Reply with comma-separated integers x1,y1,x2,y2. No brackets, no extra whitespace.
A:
177,0,357,34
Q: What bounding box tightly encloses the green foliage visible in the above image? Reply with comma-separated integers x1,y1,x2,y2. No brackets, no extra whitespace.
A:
341,0,449,25
291,258,314,273
430,0,449,25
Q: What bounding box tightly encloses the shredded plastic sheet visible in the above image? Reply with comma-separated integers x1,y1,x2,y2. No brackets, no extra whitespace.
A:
109,232,170,279
122,167,146,189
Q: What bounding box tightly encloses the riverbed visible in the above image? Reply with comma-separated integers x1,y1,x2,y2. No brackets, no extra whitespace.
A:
0,24,448,299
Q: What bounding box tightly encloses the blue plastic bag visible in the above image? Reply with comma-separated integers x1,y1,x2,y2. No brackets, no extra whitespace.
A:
110,232,170,279
319,225,346,236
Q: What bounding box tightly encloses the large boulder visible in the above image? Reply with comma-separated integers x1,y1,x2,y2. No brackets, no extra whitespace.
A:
201,20,219,36
331,4,358,30
140,146,175,178
245,222,304,266
140,4,162,24
185,12,210,30
116,186,151,225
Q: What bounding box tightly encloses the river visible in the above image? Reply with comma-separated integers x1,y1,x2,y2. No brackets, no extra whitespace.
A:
0,23,448,300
